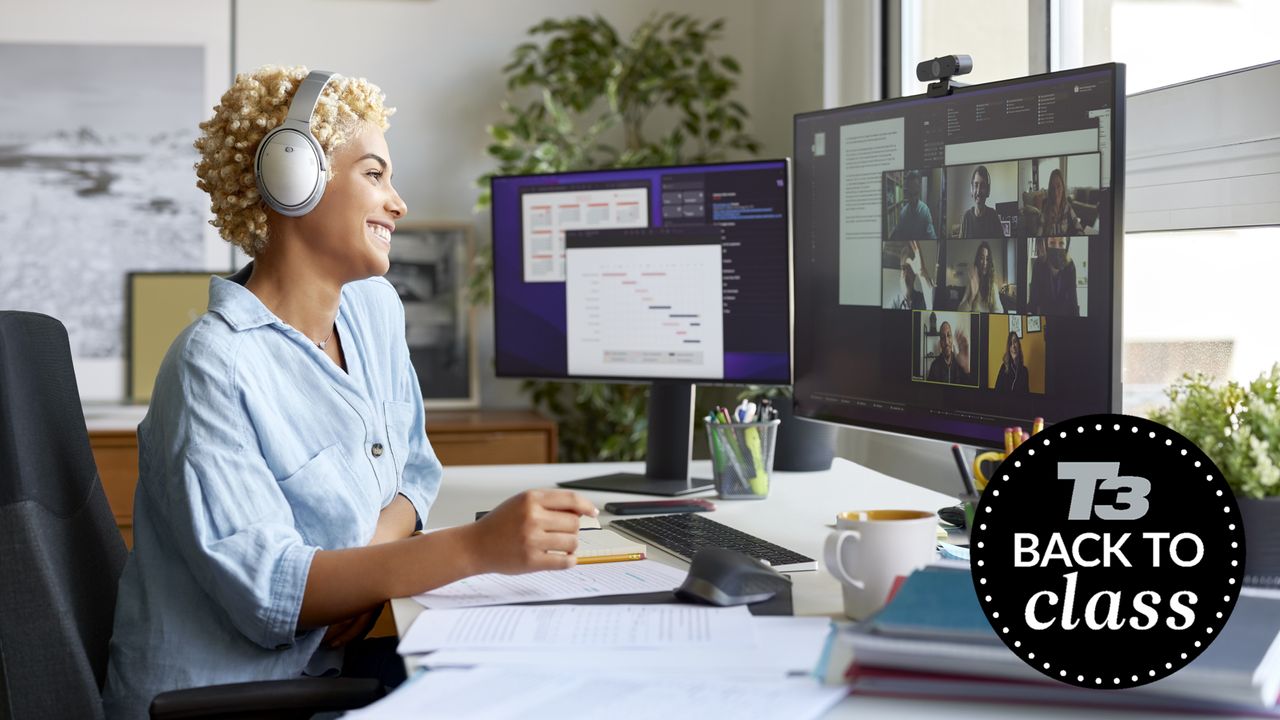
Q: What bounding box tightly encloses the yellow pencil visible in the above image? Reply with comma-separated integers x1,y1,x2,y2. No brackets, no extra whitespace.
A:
576,553,646,565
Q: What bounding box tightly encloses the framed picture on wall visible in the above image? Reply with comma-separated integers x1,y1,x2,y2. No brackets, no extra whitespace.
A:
385,222,479,408
0,2,233,401
127,272,225,404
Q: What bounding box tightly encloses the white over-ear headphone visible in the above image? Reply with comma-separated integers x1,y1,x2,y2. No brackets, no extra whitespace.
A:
254,70,336,217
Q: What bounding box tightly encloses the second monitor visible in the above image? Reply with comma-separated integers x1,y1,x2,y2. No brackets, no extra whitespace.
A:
490,160,792,495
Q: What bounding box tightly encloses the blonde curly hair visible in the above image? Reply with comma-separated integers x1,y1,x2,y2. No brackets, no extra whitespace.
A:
194,66,395,257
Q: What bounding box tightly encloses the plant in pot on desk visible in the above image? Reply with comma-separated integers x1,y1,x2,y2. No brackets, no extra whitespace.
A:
1151,364,1280,587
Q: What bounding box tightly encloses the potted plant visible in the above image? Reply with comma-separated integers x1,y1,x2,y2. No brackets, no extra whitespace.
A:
1150,364,1280,587
471,12,761,462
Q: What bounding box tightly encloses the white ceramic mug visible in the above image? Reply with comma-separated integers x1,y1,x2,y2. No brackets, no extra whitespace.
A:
823,509,938,619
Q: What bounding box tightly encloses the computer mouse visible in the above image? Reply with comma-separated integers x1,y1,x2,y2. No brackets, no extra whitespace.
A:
938,505,966,528
675,547,792,607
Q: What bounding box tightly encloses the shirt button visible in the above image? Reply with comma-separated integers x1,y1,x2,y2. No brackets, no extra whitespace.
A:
371,443,384,458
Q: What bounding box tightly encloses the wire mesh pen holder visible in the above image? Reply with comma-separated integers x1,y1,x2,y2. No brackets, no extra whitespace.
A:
705,419,781,499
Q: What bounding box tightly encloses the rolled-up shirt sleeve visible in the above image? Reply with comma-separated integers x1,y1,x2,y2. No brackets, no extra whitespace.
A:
144,331,319,652
158,441,317,651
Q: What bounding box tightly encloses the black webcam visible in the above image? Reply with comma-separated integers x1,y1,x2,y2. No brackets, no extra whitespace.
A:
917,55,973,97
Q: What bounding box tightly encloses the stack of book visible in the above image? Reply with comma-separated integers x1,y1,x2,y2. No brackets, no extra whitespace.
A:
818,566,1280,715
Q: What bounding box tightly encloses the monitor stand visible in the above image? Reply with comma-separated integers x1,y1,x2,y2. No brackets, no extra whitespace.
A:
557,381,714,497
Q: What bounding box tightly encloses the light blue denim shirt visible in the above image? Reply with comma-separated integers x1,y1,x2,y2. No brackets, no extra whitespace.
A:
103,265,442,719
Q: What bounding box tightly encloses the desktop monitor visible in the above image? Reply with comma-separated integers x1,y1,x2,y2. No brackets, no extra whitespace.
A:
490,160,792,494
791,63,1124,449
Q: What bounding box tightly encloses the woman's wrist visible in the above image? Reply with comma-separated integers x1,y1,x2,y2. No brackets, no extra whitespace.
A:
448,522,486,578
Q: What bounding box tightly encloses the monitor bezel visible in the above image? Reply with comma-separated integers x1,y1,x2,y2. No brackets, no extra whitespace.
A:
489,158,794,387
791,62,1125,449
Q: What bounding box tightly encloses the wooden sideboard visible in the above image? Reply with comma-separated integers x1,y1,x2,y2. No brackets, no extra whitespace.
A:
89,408,558,549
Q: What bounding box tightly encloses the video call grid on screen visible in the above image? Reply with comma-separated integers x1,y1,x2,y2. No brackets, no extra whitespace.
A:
490,160,792,385
792,64,1122,447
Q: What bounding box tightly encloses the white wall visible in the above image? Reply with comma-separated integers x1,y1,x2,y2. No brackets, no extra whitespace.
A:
235,0,825,408
6,0,973,498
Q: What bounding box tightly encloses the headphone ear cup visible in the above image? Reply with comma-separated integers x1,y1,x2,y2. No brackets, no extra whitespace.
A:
255,126,327,216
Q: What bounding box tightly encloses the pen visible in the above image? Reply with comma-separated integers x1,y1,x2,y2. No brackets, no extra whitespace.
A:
950,444,978,497
576,552,646,565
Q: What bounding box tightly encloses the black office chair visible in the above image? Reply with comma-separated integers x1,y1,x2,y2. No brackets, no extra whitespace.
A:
0,311,384,719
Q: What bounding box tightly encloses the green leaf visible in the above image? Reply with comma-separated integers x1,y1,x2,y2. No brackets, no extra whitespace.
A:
719,56,740,73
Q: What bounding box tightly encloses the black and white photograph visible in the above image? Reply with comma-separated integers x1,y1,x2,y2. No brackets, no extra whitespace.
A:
0,41,225,398
385,222,479,407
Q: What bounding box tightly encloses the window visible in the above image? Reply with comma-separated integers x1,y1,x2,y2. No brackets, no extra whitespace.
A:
1069,0,1280,409
1073,0,1280,93
891,0,1280,414
893,0,1036,98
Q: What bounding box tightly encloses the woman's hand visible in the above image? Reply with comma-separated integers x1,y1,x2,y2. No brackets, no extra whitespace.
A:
321,607,380,649
904,240,923,277
468,489,597,574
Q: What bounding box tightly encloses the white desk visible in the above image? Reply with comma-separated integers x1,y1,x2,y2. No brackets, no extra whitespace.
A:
390,459,1228,720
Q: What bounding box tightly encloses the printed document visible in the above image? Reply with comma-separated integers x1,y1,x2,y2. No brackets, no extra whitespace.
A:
344,666,848,720
397,604,755,654
418,616,833,679
411,559,686,610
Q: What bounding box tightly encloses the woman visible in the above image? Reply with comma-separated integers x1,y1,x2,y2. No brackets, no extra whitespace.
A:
1040,168,1082,236
103,66,595,719
957,241,1004,313
994,331,1030,392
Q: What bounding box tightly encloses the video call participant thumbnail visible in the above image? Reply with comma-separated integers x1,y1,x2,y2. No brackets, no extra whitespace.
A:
1026,236,1087,317
912,311,979,387
947,162,1017,240
944,238,1014,314
884,169,942,243
986,314,1047,394
882,239,939,311
1017,155,1101,237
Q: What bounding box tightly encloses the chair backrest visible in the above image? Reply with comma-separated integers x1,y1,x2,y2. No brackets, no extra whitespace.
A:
0,311,128,720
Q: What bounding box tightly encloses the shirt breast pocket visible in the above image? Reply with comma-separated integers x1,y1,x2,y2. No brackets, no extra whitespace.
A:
383,400,418,485
276,443,367,549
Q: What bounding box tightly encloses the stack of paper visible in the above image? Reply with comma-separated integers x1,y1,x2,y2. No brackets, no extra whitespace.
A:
343,666,849,720
417,615,833,679
412,559,686,610
397,604,759,654
821,566,1280,714
386,603,839,719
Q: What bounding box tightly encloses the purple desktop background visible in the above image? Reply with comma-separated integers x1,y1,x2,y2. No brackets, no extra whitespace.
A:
491,162,789,382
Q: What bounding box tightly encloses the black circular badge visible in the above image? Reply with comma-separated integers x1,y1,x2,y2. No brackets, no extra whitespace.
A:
969,414,1244,689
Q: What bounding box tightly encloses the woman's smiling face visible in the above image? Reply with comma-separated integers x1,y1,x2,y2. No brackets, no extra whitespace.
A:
295,123,407,279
